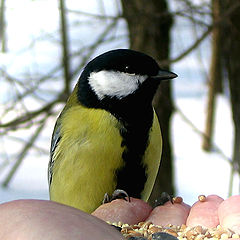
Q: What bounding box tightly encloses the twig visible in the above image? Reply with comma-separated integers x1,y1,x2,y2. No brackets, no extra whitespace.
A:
2,120,46,187
59,0,71,96
176,12,210,27
67,8,122,20
0,0,6,52
175,106,232,164
176,105,236,196
228,166,234,197
160,1,240,66
0,98,60,130
0,138,10,174
6,135,49,154
0,66,62,114
70,19,119,79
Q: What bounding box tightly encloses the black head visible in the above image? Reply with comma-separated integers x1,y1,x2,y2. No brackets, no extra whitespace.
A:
77,49,177,110
84,49,160,76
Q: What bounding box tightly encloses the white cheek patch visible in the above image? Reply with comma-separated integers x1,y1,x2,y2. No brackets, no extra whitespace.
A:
88,70,147,100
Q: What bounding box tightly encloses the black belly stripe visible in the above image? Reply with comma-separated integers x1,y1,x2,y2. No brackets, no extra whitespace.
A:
115,109,153,198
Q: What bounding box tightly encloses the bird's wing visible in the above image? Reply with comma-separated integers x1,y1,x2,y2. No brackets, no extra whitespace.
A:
48,118,61,186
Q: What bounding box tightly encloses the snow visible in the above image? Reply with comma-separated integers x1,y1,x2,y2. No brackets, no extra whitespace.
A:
0,155,49,203
173,96,237,205
0,0,238,206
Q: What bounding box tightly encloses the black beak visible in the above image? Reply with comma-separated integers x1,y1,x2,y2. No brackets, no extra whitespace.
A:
152,69,178,80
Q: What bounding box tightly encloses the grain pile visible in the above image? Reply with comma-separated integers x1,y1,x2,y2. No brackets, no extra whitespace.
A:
110,221,240,240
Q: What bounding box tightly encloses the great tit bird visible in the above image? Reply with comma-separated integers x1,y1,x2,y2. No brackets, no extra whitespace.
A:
48,49,177,213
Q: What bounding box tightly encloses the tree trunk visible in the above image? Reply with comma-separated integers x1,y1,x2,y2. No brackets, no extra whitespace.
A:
202,0,223,151
121,0,175,206
224,1,240,181
0,0,6,52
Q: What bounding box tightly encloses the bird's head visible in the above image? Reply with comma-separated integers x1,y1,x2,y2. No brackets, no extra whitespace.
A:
77,49,177,112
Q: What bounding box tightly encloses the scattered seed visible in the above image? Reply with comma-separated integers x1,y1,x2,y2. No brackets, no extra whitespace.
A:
194,234,205,240
193,226,204,235
108,219,238,240
128,230,144,237
173,196,183,204
149,226,162,234
165,229,179,237
198,195,206,202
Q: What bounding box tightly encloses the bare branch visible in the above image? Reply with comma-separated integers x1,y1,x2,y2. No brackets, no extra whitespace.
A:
0,98,60,130
176,12,210,27
2,120,46,187
6,135,49,154
0,0,6,52
229,167,234,197
67,8,122,20
160,1,240,66
0,66,62,117
70,20,119,79
59,0,71,96
175,106,232,164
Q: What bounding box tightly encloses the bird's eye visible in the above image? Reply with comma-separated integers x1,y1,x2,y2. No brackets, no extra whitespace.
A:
124,65,130,71
124,65,134,74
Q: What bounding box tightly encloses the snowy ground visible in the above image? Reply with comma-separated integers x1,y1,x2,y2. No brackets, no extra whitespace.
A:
174,96,237,205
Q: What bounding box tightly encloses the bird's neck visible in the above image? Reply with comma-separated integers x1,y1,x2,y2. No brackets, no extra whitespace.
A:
77,75,155,132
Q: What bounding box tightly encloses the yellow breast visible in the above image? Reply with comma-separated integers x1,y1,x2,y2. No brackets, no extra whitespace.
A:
50,105,124,213
141,112,162,201
50,105,162,213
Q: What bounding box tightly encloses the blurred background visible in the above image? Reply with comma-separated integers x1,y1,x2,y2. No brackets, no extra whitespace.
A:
0,0,240,205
